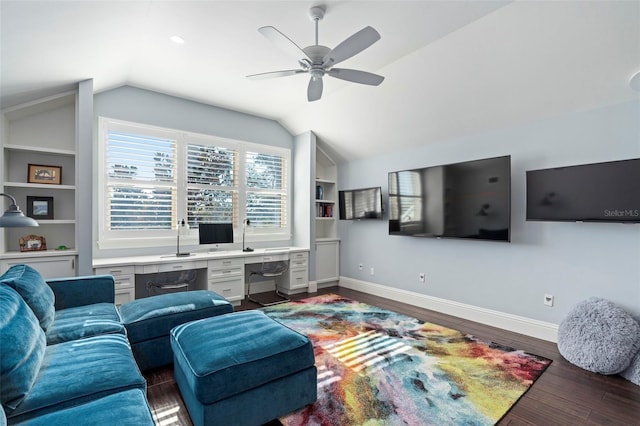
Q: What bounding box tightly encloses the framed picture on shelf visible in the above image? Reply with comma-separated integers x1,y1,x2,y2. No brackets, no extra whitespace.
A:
27,164,62,185
26,196,54,220
19,235,47,252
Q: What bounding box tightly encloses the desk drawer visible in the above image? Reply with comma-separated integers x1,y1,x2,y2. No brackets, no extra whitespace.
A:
290,251,308,262
260,253,288,263
115,287,135,306
209,267,243,280
157,260,207,273
208,257,244,270
95,265,135,276
290,257,308,270
289,269,309,290
209,277,243,302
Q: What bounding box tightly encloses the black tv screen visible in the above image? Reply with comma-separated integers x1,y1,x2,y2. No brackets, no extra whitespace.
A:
198,223,234,245
339,187,383,220
388,156,511,242
526,158,640,223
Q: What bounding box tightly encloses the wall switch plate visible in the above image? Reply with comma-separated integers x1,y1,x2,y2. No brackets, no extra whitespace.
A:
370,267,375,276
359,264,363,271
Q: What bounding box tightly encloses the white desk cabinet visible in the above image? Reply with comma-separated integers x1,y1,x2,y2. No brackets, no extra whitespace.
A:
207,257,244,303
94,265,135,306
282,251,309,294
92,247,310,305
315,240,339,284
1,254,76,279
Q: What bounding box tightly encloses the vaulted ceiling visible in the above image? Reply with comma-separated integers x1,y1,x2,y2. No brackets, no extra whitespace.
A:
2,1,639,162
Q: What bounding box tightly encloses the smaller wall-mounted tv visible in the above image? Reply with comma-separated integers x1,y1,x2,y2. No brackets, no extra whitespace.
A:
526,158,640,223
339,187,383,220
388,155,511,242
198,223,234,245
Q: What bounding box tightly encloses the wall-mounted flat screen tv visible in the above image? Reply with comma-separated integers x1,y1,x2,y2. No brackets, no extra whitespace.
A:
339,187,383,220
388,155,511,242
526,158,640,223
198,223,234,245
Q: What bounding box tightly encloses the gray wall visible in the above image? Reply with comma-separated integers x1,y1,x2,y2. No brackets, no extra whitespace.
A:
337,100,640,324
92,86,296,258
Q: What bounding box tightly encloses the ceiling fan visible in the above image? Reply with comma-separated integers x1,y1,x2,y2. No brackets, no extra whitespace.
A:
247,5,384,102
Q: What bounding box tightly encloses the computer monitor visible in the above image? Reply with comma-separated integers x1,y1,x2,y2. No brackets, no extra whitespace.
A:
198,223,234,246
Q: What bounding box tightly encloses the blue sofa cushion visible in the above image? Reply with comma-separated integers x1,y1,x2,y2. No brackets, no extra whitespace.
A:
119,290,233,343
45,303,126,345
0,285,46,412
170,310,315,404
9,389,154,426
0,264,54,331
6,334,146,423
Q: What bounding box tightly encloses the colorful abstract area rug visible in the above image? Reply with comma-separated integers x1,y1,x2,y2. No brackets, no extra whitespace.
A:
262,294,551,426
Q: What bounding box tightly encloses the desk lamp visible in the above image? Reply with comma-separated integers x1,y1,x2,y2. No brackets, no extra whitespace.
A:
242,218,253,252
0,193,39,227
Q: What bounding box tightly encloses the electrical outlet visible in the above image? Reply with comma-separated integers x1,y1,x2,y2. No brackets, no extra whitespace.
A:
419,273,425,283
358,264,363,271
370,267,375,276
544,294,554,307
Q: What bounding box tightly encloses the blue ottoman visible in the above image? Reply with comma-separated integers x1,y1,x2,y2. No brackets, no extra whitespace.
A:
170,310,317,426
119,290,233,371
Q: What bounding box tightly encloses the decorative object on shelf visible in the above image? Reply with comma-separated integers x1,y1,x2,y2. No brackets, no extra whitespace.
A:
242,218,254,252
27,164,62,185
316,184,323,200
0,193,39,227
27,196,54,220
19,234,47,252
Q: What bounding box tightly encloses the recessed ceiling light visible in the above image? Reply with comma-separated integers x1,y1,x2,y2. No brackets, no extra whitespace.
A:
170,35,185,44
630,71,640,92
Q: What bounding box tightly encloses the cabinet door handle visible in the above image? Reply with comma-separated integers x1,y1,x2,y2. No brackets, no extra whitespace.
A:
72,259,75,270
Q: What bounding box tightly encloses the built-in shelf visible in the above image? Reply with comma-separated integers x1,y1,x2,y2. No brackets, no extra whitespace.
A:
1,249,78,259
4,182,76,190
315,199,335,203
1,90,79,277
4,144,76,156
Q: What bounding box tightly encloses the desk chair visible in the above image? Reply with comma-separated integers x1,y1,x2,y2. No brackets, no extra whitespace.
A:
247,260,290,306
146,270,196,296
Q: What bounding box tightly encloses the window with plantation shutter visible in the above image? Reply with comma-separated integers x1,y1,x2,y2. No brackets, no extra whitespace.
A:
98,117,291,249
245,151,288,229
105,130,177,231
187,143,238,226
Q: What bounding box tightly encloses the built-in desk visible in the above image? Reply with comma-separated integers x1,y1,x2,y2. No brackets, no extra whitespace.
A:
93,247,309,306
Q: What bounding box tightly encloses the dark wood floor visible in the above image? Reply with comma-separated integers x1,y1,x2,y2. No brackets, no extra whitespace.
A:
145,287,640,426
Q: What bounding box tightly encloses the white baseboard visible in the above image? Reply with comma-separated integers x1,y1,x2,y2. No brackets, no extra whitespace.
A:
338,277,559,343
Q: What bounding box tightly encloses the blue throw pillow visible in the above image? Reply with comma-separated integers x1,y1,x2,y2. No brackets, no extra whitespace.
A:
0,285,46,411
0,264,55,331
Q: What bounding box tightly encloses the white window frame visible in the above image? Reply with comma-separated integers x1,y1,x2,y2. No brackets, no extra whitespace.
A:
98,117,291,249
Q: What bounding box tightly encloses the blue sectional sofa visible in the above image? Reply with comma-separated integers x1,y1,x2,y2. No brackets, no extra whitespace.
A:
0,264,153,425
0,264,233,425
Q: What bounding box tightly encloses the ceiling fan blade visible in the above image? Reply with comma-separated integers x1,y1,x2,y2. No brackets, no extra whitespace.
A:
246,69,304,80
327,68,384,86
323,26,381,67
307,77,323,102
258,26,311,61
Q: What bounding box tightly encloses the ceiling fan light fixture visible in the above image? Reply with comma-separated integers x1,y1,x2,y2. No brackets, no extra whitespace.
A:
247,5,384,102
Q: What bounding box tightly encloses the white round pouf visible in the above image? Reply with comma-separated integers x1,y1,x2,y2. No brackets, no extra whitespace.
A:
557,297,640,375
